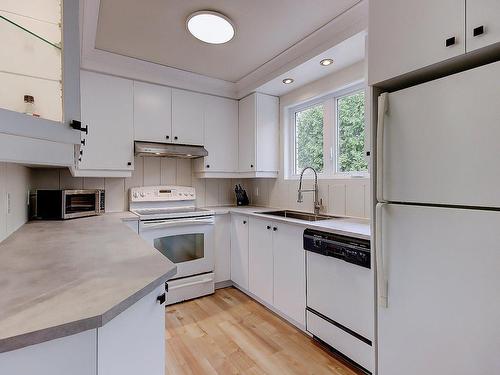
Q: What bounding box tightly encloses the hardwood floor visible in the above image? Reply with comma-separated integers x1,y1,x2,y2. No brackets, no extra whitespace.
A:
166,287,363,375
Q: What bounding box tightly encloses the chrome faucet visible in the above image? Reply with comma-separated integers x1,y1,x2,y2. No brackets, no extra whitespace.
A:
297,167,322,214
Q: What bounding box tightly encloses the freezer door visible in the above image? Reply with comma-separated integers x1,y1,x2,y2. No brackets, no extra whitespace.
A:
378,60,500,207
377,204,500,375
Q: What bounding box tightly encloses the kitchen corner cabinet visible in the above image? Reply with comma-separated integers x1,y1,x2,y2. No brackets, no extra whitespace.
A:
194,95,238,174
246,218,305,325
368,0,500,85
133,81,172,143
230,214,249,290
74,70,134,177
0,0,81,167
238,93,279,176
171,89,205,146
249,218,274,305
0,285,166,375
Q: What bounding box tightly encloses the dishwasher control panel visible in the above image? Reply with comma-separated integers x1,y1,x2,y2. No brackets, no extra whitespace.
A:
303,229,371,268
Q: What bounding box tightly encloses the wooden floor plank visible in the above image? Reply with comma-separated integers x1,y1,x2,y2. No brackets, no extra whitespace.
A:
166,287,364,375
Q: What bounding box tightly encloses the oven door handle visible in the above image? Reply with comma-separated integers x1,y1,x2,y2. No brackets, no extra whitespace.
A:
141,217,215,230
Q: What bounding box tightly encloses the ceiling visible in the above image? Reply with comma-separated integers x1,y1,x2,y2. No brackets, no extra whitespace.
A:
95,0,362,83
257,31,365,96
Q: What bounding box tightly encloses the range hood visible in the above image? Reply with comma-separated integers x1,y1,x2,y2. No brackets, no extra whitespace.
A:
134,141,208,159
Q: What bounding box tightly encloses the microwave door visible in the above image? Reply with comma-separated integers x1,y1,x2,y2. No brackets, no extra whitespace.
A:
63,191,99,219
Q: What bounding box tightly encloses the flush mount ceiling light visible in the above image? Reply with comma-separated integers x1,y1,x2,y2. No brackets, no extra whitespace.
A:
282,78,294,84
320,58,334,66
187,11,235,44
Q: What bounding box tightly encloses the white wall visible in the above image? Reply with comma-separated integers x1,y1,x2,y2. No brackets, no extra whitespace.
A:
0,163,30,242
251,61,370,219
30,157,252,212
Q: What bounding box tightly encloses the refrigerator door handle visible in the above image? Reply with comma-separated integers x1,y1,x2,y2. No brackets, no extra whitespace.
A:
376,203,388,308
376,93,389,203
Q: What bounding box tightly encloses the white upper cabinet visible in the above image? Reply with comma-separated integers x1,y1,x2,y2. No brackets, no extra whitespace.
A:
369,0,465,85
238,93,279,175
0,0,81,167
171,89,205,146
133,81,172,143
195,95,238,173
466,0,500,52
238,94,256,173
78,71,134,173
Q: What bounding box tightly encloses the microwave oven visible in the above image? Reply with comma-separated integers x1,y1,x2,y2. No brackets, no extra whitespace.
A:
36,189,105,220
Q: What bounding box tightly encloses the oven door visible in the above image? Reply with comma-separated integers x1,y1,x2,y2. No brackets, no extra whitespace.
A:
139,216,214,279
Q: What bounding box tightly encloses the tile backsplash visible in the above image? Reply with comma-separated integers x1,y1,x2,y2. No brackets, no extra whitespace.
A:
29,158,369,219
30,157,253,212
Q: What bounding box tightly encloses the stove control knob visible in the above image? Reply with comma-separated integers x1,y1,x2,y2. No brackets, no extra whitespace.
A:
140,192,145,197
133,192,138,198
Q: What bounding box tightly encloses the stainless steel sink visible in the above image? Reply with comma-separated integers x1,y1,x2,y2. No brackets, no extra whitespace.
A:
259,210,337,222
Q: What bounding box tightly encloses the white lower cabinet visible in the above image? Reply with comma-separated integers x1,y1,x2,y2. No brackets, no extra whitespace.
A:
97,285,165,375
0,330,97,375
214,214,231,283
248,218,274,305
230,214,249,289
273,222,306,326
0,285,166,375
231,215,306,327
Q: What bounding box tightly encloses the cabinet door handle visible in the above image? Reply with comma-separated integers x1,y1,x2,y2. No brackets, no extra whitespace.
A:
127,162,132,166
445,36,456,47
473,25,484,37
156,293,166,305
166,135,170,140
206,164,210,168
243,220,247,224
250,164,254,168
273,227,278,231
174,136,178,140
81,139,86,146
266,225,271,230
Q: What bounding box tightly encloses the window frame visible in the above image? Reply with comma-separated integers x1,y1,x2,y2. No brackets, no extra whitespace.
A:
288,83,368,179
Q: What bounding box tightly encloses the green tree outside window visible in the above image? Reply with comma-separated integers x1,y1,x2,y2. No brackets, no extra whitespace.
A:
337,91,367,173
295,104,324,174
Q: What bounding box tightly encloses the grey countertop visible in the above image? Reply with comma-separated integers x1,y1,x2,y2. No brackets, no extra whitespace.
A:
0,213,176,353
209,205,371,240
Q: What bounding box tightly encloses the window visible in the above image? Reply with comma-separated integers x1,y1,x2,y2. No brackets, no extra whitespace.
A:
289,85,367,178
294,104,324,174
336,90,368,173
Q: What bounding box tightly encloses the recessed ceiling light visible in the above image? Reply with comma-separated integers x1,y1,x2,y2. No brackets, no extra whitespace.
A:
320,58,334,66
282,78,294,84
187,11,235,44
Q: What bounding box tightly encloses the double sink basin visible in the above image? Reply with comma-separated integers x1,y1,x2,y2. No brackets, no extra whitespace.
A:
259,210,337,222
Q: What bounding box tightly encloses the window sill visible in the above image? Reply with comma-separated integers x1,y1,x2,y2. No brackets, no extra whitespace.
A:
285,173,370,181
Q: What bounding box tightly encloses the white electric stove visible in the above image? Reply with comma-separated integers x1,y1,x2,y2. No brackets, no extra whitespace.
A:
130,186,215,305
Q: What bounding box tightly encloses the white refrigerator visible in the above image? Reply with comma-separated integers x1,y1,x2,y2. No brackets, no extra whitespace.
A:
375,60,500,375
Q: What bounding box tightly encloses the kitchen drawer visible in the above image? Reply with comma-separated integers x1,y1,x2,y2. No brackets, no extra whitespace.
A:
306,310,374,373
